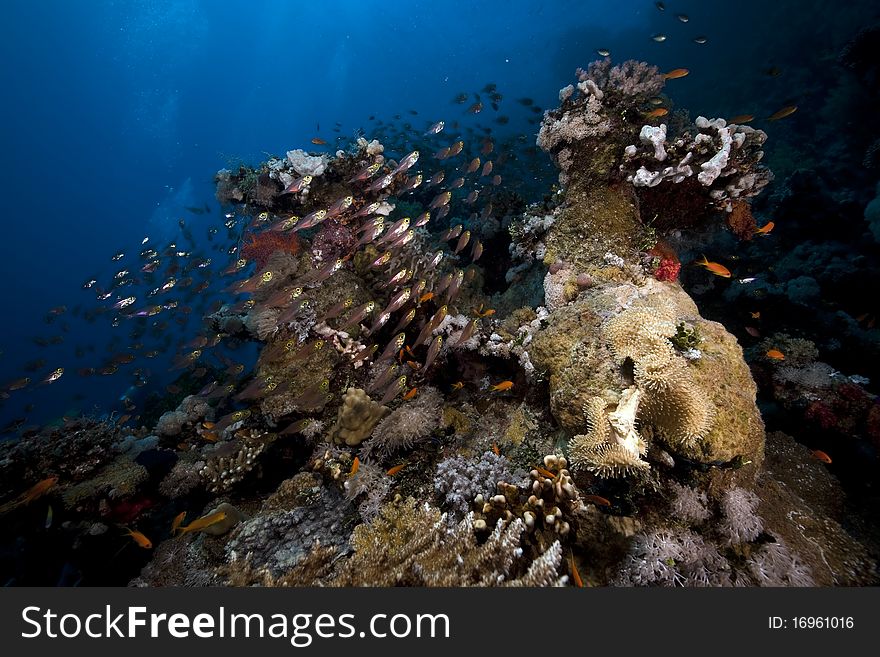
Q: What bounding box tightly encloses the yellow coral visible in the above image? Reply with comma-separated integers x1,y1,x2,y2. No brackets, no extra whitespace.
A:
602,296,715,451
603,297,677,361
329,388,389,446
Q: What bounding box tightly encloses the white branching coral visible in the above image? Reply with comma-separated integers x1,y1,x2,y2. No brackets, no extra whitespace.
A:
621,116,772,210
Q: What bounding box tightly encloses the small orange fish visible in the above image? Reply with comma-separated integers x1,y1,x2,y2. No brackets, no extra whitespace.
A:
754,221,775,235
386,464,406,476
645,107,669,118
202,432,219,443
766,349,785,361
812,449,832,464
177,510,228,536
402,387,419,401
583,494,611,507
202,421,216,429
751,311,761,319
535,466,557,479
349,456,360,477
311,137,328,145
663,68,689,80
418,291,434,303
695,255,731,278
405,360,422,371
728,114,755,124
451,381,464,391
570,551,584,588
473,305,496,318
767,105,797,121
123,528,153,549
492,442,500,456
20,476,59,505
171,511,187,536
490,380,514,392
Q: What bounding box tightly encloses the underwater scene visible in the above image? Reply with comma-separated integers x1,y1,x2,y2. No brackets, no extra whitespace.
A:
1,0,879,587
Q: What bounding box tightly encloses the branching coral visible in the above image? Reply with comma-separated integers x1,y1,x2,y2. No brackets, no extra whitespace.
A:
614,528,732,587
331,497,566,586
537,59,663,181
621,116,773,212
200,431,273,493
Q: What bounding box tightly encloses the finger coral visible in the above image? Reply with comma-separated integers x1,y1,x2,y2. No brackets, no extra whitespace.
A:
332,497,566,587
328,388,389,447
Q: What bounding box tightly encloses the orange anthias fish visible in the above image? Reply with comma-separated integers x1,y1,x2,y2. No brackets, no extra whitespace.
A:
0,476,59,514
812,449,832,464
311,137,328,145
492,442,500,456
695,255,732,278
171,511,187,536
570,551,584,588
663,68,689,80
645,107,669,118
177,510,228,536
751,311,761,319
490,380,514,392
402,387,419,401
386,464,406,476
123,528,153,549
766,349,785,361
473,304,496,318
728,114,755,124
535,466,557,479
583,494,611,507
767,105,797,121
349,456,360,477
755,221,775,236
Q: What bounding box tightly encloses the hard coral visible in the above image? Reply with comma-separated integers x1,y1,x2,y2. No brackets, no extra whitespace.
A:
332,497,566,587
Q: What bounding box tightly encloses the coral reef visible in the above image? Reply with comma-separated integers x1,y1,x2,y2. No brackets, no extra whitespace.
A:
11,51,877,591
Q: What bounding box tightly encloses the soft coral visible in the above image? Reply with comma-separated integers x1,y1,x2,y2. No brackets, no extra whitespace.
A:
241,230,301,269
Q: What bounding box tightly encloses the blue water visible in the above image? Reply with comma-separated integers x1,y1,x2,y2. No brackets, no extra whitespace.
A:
1,0,877,427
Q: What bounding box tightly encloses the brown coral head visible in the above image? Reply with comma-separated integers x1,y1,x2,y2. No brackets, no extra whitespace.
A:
726,201,757,241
